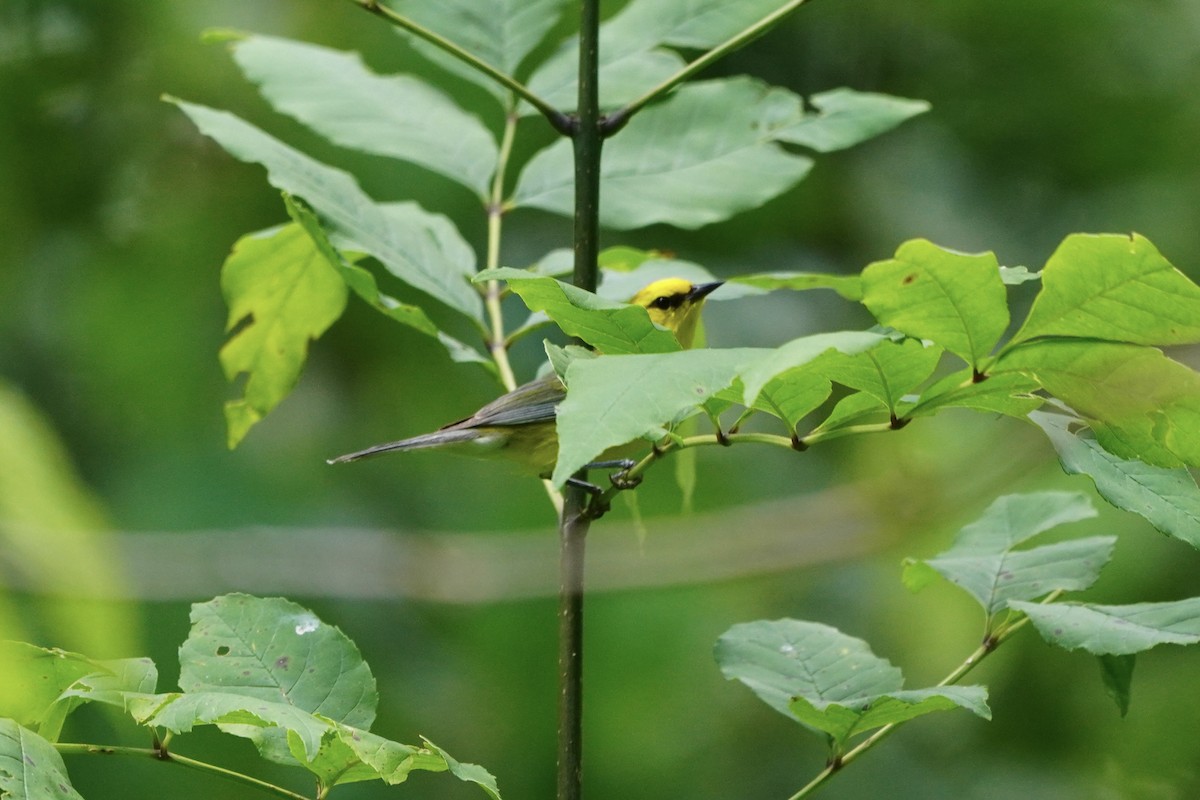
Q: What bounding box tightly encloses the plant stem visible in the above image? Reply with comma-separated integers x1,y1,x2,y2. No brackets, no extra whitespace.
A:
350,0,571,133
604,0,814,133
56,743,311,800
557,0,603,796
484,106,520,392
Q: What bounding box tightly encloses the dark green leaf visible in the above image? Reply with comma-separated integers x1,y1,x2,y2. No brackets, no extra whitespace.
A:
0,719,82,800
229,35,497,196
169,98,482,320
861,239,1008,369
425,739,504,800
513,78,813,230
1098,654,1135,717
773,88,930,153
1009,233,1200,347
1030,410,1200,547
1011,598,1200,655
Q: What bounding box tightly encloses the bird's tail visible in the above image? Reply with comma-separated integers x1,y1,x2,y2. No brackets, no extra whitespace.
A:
326,428,483,464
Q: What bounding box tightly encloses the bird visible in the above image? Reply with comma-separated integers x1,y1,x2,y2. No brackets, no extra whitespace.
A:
327,278,723,478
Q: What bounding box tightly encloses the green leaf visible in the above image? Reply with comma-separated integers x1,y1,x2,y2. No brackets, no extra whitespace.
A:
228,35,498,197
425,739,504,800
553,348,768,484
0,719,82,800
753,370,833,430
739,331,887,408
218,207,348,448
788,687,989,746
1008,233,1200,347
480,268,683,354
1030,410,1200,547
715,619,988,748
291,197,489,369
527,48,685,116
729,271,863,301
513,78,814,230
820,338,943,414
773,88,930,153
334,725,442,785
908,369,1043,419
392,0,567,83
908,492,1108,617
286,726,380,787
861,239,1008,369
808,391,889,436
526,0,796,114
1010,598,1200,655
177,594,377,764
169,98,482,321
995,340,1200,468
1098,654,1135,717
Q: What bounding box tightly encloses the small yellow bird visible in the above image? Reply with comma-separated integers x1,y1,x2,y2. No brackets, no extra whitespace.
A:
328,278,722,477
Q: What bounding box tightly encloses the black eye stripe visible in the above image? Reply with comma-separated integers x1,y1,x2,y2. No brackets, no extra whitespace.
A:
652,294,686,310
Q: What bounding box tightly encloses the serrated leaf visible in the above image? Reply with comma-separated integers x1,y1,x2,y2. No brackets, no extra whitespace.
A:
177,594,377,765
1098,654,1134,717
0,719,82,800
908,369,1043,419
480,268,683,353
229,35,498,197
286,726,380,787
1009,233,1200,347
861,240,1008,369
553,348,768,484
218,207,347,447
513,78,813,230
715,619,988,748
820,338,943,414
170,98,482,320
135,691,335,756
995,340,1200,469
914,492,1108,617
773,88,930,153
1030,410,1200,547
739,331,887,408
1011,598,1200,655
729,271,863,301
336,725,443,785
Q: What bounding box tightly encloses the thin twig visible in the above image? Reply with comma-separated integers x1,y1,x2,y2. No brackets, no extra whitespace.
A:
56,743,312,800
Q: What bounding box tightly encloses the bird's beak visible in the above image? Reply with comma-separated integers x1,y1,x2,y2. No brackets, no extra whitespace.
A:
689,281,724,301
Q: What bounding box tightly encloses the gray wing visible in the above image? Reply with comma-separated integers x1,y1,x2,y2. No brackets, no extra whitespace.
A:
452,374,564,429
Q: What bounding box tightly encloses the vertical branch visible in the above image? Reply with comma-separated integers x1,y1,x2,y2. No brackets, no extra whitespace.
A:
484,105,520,392
558,1,603,798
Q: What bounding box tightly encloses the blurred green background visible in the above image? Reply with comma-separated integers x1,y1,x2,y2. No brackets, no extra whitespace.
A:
3,1,1200,798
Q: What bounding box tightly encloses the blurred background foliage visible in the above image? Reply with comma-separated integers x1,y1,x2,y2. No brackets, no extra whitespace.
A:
2,0,1200,798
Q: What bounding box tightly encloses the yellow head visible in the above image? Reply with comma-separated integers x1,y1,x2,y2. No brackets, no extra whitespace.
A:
628,278,723,349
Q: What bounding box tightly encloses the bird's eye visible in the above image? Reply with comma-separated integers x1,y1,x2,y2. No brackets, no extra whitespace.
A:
651,296,672,310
